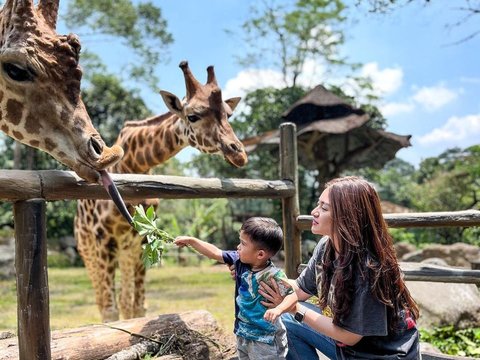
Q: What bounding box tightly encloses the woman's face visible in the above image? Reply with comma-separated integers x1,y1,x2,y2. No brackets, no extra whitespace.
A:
311,188,332,237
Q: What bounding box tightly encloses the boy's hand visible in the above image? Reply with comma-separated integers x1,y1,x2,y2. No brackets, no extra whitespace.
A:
264,308,283,323
174,236,192,247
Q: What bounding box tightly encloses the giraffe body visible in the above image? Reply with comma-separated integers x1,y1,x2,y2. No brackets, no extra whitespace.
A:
76,62,247,321
0,0,122,182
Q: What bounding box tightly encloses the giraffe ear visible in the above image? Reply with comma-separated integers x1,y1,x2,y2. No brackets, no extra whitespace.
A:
225,97,241,112
160,90,183,116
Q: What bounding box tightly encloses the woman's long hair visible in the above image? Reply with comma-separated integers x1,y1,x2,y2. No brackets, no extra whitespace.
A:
318,176,419,330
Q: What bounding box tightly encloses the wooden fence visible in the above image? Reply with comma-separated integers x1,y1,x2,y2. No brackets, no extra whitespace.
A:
1,122,479,359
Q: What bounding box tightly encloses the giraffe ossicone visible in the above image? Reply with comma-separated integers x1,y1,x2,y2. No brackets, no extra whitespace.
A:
76,61,247,322
0,0,123,182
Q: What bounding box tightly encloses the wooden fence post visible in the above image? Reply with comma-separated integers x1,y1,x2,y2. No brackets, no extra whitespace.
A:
14,199,51,360
280,123,301,278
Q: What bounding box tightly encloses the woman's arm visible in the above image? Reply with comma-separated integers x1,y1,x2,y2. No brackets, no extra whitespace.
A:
294,303,363,346
259,278,363,346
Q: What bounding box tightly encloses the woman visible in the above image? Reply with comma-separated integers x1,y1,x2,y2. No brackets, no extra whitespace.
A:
259,176,420,359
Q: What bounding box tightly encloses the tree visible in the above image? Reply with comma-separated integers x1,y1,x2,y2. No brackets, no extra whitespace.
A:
409,146,480,245
82,71,152,146
356,0,480,43
237,0,351,87
65,0,173,89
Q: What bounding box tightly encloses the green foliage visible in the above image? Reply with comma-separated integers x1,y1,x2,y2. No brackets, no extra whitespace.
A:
45,201,77,239
420,326,480,357
132,205,174,268
82,72,152,145
157,198,233,248
65,0,173,89
408,147,480,245
238,0,351,87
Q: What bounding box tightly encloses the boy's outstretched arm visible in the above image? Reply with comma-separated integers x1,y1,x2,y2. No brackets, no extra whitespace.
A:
263,291,298,323
174,236,224,263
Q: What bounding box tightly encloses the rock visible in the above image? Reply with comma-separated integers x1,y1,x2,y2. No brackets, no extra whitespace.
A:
402,243,480,268
420,342,442,354
0,237,15,280
407,281,480,330
402,249,424,262
394,242,417,259
421,258,449,267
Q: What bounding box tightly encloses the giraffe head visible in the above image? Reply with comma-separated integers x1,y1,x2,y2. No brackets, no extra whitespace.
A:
0,0,123,182
160,61,247,168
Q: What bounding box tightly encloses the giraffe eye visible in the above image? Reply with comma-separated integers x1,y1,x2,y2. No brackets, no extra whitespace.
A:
187,114,201,123
2,62,35,82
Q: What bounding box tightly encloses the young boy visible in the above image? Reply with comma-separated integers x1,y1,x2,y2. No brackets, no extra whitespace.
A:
174,217,293,360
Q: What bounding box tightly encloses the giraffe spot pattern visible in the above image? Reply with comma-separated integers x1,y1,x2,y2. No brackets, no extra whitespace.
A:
45,138,57,151
12,130,23,140
25,113,41,134
6,99,23,125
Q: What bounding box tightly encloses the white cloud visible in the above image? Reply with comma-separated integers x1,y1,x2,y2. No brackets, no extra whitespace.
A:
296,59,328,88
360,62,403,96
418,114,480,146
223,69,285,100
412,85,459,112
380,102,415,117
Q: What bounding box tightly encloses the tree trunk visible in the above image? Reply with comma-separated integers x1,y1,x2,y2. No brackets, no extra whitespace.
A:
0,311,236,360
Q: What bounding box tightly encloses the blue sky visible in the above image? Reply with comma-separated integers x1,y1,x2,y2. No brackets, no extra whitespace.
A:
71,0,480,168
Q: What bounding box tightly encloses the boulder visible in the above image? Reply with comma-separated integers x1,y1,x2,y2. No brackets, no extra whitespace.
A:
407,281,480,330
394,241,417,259
402,243,480,268
421,243,480,267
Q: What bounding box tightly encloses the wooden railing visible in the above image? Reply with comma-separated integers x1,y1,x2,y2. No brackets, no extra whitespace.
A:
2,122,479,360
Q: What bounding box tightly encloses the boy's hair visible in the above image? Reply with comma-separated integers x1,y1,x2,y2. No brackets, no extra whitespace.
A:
240,217,283,255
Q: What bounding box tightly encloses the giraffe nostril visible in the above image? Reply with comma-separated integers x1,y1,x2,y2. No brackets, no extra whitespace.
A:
229,142,241,153
89,137,104,156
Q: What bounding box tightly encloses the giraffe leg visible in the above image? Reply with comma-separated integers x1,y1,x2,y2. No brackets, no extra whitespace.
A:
76,228,113,321
133,259,147,318
98,245,119,322
117,246,137,319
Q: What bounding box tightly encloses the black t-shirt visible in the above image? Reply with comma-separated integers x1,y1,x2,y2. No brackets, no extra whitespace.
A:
296,236,420,360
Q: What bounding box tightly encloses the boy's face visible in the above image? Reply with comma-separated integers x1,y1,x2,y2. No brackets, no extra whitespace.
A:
237,231,262,265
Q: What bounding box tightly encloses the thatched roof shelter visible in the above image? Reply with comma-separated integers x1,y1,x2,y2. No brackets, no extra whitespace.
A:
242,85,411,182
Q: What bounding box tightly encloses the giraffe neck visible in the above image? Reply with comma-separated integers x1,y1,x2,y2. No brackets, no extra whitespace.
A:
111,112,188,174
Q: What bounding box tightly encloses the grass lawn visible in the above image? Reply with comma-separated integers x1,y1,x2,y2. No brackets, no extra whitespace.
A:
0,262,236,335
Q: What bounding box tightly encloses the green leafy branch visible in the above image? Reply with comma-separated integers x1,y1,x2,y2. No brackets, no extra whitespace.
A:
132,205,174,268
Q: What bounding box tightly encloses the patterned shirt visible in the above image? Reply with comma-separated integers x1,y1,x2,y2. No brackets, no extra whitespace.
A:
223,250,293,344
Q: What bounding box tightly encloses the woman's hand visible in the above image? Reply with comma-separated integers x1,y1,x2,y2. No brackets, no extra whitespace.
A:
228,263,236,280
259,279,284,308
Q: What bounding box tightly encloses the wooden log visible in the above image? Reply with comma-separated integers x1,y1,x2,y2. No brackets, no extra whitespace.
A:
280,123,301,279
399,262,480,284
0,170,295,201
0,311,236,360
14,199,51,360
296,209,480,229
297,262,480,284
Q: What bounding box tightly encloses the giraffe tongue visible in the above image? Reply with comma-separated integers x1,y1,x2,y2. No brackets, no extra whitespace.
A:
99,170,134,226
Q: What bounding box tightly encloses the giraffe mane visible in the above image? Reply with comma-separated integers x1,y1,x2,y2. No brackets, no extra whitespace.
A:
123,112,175,128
